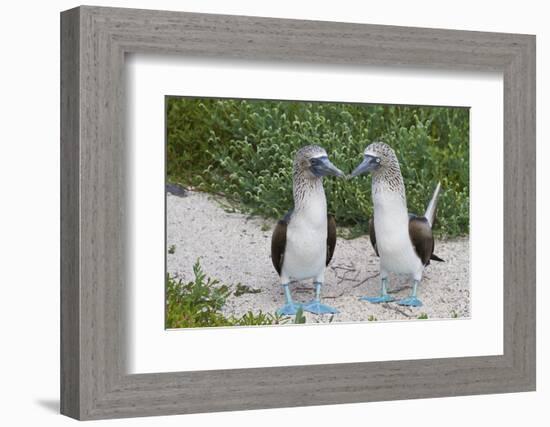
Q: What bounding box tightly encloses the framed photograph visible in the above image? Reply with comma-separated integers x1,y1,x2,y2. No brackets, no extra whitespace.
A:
61,6,536,420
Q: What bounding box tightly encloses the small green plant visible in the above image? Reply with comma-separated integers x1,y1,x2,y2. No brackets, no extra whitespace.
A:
294,307,306,324
417,313,429,320
367,315,378,321
166,259,231,328
166,259,288,328
234,283,262,297
451,310,458,318
234,311,289,326
260,222,271,232
168,244,176,254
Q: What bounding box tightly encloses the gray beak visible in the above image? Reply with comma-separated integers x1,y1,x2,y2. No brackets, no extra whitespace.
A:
310,156,345,178
350,155,381,177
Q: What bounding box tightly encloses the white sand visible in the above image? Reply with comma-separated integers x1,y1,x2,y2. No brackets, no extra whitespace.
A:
167,191,470,323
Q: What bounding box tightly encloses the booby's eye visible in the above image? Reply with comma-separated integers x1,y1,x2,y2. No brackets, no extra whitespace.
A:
310,156,327,165
309,156,328,169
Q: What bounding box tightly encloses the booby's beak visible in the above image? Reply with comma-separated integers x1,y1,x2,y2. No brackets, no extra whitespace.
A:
310,156,345,178
350,154,381,177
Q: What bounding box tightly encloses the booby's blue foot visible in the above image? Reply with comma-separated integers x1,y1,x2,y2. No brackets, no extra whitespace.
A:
397,296,423,307
397,280,422,307
303,300,339,315
360,294,395,304
361,277,394,304
276,302,303,316
277,283,303,315
302,282,339,314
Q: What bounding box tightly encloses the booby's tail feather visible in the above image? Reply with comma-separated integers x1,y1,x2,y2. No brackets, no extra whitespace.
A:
430,253,445,262
424,182,441,228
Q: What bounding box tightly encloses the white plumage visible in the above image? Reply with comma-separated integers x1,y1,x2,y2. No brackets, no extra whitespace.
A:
372,189,423,280
282,187,327,284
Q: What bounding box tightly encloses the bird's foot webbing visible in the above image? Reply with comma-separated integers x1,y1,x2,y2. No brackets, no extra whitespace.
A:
397,280,422,307
303,282,339,314
359,277,395,303
276,283,303,316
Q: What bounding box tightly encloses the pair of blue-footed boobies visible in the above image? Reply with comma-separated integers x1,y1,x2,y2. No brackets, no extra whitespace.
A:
271,142,443,315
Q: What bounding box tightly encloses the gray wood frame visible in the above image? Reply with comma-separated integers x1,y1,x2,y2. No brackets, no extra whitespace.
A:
60,5,536,421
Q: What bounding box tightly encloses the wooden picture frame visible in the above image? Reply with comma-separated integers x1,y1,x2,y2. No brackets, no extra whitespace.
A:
60,5,536,420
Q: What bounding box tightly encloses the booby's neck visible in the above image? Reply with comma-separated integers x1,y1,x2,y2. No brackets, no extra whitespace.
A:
292,170,327,217
371,164,407,209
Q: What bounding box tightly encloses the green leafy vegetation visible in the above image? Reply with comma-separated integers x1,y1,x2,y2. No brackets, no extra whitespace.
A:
167,98,469,238
166,259,290,328
234,283,262,297
367,314,378,321
417,313,429,320
294,307,306,324
167,244,176,254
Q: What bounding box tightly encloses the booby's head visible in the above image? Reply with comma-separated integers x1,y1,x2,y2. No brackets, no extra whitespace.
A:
294,145,345,179
350,142,399,178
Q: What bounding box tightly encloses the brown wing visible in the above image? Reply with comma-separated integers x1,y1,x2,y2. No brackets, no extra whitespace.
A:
271,210,292,275
368,217,379,257
408,216,434,266
326,214,337,266
271,221,287,275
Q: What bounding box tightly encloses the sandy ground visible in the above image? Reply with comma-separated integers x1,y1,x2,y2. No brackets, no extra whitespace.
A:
167,190,470,323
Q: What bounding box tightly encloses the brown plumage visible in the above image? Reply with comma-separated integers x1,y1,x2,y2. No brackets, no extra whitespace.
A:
271,212,337,276
326,214,337,266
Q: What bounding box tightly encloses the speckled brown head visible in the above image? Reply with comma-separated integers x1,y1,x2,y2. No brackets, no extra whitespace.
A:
293,145,344,180
350,142,405,196
350,142,401,177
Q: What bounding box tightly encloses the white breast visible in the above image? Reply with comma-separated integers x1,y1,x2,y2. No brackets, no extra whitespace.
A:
281,192,327,283
373,191,422,277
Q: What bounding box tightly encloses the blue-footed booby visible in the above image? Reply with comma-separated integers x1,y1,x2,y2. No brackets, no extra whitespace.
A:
350,142,444,307
271,145,344,315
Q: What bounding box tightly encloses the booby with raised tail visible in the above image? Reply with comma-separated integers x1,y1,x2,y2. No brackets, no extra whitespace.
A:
271,145,344,315
350,142,444,307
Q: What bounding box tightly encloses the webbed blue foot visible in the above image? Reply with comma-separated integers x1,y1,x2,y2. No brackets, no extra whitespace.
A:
360,294,395,304
397,280,422,307
302,282,339,315
397,296,423,307
276,302,303,316
360,277,394,304
303,300,339,314
277,283,303,315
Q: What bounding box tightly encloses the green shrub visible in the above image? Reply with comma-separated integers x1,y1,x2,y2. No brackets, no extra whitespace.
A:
166,259,290,328
167,98,469,237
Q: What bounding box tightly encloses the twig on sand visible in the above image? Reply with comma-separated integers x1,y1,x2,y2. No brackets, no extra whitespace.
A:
324,291,346,299
352,272,380,288
337,275,360,283
331,264,356,272
381,303,413,318
337,269,360,285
